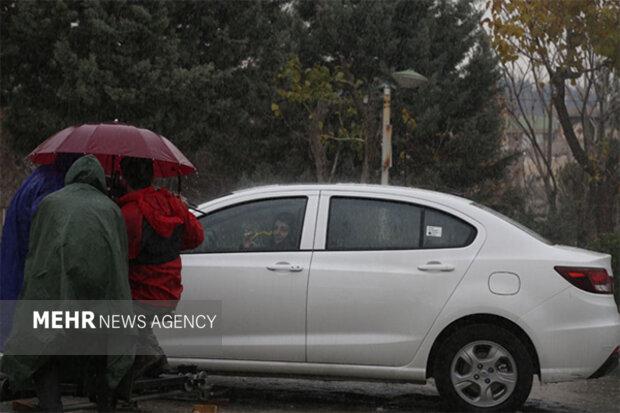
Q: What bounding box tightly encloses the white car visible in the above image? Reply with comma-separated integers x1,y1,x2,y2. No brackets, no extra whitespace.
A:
162,184,620,411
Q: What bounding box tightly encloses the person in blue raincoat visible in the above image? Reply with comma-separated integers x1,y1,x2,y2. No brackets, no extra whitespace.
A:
0,154,78,350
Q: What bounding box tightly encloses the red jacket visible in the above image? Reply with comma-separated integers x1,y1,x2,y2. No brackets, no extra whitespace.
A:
118,187,204,303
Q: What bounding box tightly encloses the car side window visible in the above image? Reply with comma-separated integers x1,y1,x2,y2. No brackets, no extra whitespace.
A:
189,197,307,253
327,197,422,250
422,209,476,249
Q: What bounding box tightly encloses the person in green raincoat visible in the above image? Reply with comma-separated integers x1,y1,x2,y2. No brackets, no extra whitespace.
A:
0,155,135,412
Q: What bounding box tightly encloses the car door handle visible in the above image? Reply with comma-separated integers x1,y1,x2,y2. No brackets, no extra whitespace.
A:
417,261,455,272
267,262,304,273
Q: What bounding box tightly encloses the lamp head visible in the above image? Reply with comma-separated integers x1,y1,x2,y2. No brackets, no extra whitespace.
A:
392,69,428,89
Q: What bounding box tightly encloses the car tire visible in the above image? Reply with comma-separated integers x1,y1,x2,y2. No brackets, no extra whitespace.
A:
433,323,534,412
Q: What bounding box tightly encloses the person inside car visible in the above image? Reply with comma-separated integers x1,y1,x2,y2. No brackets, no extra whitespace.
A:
268,212,297,250
242,212,297,251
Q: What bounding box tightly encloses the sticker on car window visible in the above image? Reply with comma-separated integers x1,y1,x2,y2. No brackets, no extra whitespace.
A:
426,226,443,237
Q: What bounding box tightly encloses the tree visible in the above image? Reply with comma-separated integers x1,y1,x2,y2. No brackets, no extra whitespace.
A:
390,0,511,195
287,0,510,195
1,1,182,151
167,0,297,195
501,61,559,214
1,0,77,151
487,0,620,236
273,56,365,182
294,0,396,183
0,125,29,222
2,0,511,203
1,0,295,200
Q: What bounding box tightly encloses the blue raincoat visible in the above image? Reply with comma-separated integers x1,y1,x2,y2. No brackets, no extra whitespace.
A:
0,166,65,351
0,166,66,301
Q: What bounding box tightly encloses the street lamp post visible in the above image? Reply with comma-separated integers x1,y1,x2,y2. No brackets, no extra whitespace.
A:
381,69,428,185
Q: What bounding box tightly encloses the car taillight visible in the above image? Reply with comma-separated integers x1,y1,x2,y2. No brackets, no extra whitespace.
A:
554,266,614,294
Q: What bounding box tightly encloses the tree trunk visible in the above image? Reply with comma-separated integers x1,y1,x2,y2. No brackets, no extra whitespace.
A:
550,73,618,236
361,134,370,183
550,74,595,176
329,147,341,182
360,100,379,183
309,106,329,183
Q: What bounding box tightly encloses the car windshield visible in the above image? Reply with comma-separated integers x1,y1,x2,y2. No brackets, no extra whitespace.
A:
471,202,553,245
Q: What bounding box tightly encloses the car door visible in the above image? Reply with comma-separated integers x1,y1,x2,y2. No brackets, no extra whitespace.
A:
159,190,318,362
306,191,484,366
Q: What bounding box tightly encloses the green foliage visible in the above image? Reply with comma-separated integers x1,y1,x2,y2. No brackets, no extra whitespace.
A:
401,1,509,191
273,55,367,181
275,56,363,139
2,1,180,151
275,0,510,190
1,0,294,197
2,0,508,195
3,0,613,262
277,57,336,105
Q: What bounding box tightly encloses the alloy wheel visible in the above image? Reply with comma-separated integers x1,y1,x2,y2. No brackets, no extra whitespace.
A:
449,340,518,408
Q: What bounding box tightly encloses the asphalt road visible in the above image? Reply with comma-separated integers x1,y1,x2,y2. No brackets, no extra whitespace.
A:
132,371,619,413
2,371,618,412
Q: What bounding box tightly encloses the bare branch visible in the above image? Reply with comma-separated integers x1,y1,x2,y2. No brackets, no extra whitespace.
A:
503,64,556,181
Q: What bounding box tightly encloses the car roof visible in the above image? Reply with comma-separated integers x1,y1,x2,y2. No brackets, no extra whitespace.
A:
225,183,474,208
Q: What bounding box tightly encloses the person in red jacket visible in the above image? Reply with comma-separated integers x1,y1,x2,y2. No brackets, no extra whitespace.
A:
117,156,204,376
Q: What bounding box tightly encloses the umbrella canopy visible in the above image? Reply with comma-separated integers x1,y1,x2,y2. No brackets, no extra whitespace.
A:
28,123,197,177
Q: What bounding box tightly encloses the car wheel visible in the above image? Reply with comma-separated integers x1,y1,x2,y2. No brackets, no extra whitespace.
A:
434,323,533,412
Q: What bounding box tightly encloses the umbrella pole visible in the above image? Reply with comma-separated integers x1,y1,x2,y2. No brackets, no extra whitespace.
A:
111,155,115,193
110,155,121,198
177,175,182,195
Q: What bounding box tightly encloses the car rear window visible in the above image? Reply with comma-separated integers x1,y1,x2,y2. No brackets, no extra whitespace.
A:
327,197,422,250
422,209,477,249
327,197,476,251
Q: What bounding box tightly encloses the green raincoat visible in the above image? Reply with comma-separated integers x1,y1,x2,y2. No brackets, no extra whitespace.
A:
0,155,134,390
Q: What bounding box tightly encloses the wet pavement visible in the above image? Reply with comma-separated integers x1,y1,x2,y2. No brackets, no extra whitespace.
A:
2,371,618,412
133,371,619,413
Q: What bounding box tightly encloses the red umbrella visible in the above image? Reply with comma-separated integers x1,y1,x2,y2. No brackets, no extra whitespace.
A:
28,123,197,177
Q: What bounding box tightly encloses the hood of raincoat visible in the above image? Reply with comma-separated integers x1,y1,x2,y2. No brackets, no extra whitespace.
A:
0,155,134,391
64,154,107,192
